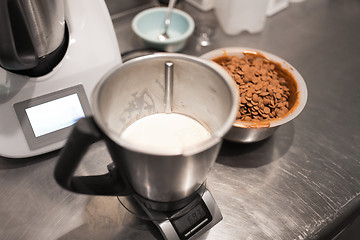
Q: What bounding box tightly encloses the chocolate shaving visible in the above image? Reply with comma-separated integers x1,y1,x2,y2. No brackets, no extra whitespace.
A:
213,53,293,122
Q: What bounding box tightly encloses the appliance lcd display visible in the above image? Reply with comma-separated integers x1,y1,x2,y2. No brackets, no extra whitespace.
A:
13,84,91,151
25,93,85,137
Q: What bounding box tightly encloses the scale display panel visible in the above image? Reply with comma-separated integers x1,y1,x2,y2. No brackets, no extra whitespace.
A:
13,84,91,151
171,200,212,239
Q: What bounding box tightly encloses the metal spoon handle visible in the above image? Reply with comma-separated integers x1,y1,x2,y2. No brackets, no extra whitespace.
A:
164,0,176,33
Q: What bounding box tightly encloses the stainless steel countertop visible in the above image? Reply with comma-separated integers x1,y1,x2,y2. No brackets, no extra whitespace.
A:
1,0,360,239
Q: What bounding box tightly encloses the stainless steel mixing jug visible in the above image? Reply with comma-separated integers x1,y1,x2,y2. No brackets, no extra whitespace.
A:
54,53,238,210
0,0,66,76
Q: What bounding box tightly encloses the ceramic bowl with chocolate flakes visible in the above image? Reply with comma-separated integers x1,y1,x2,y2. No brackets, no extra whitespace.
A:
201,47,307,143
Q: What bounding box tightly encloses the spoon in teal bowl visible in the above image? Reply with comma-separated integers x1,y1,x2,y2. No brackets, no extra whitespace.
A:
158,0,176,41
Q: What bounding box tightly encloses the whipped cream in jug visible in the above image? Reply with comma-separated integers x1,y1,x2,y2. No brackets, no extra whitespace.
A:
121,113,211,153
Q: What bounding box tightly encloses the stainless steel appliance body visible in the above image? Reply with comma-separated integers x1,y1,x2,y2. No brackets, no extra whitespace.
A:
54,53,238,207
0,0,65,75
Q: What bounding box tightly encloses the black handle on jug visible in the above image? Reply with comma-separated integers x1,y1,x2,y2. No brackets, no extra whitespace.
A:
54,117,133,196
0,0,38,70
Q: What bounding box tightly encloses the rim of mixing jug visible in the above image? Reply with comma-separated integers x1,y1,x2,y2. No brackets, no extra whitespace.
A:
91,53,239,156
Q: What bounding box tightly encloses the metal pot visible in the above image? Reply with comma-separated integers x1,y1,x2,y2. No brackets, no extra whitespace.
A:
54,53,238,208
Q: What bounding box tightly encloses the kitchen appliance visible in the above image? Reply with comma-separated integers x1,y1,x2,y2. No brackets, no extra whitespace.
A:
54,53,238,239
0,0,67,77
141,189,222,240
117,181,223,240
0,0,121,158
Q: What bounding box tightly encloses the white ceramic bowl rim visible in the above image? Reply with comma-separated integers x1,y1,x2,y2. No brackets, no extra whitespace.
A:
131,7,195,44
201,47,308,128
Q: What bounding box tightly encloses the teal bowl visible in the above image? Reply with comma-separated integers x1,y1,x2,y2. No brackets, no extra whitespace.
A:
132,7,195,52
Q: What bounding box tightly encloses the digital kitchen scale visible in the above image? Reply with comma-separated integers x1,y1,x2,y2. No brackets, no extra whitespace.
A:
145,189,222,240
0,0,121,158
118,186,223,240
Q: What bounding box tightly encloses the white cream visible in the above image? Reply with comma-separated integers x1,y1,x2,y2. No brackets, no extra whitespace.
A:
121,113,211,153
